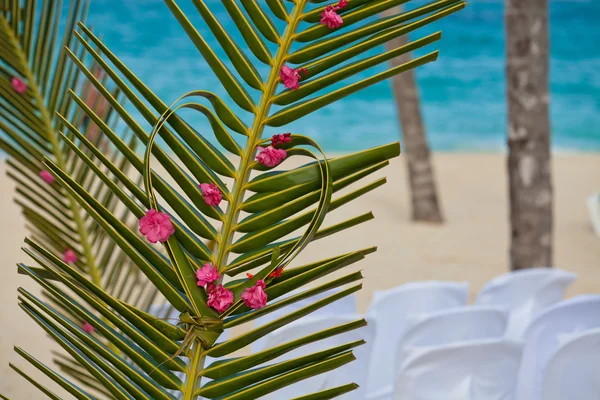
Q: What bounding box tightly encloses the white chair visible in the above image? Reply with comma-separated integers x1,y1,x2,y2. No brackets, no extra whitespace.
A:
541,327,600,400
516,295,600,400
475,268,576,339
260,314,375,400
399,306,509,364
366,281,469,398
587,192,600,235
253,290,357,352
395,339,522,400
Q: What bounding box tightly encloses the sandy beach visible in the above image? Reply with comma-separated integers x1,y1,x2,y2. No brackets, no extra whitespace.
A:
0,152,598,397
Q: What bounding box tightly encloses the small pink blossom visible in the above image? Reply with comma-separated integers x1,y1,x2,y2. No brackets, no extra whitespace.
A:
256,146,286,167
271,133,292,147
39,170,55,184
207,284,234,313
63,249,78,264
139,209,175,243
196,263,220,287
321,6,344,29
199,183,222,207
11,77,27,94
280,65,307,90
338,0,348,8
241,280,268,309
82,321,94,334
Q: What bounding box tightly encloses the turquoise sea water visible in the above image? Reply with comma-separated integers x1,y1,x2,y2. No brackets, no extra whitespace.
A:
87,0,600,153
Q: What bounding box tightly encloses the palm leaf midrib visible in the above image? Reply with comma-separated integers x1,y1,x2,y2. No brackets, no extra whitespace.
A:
1,14,102,286
215,0,308,270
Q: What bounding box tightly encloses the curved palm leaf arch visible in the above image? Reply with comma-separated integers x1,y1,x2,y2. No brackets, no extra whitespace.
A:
6,0,465,398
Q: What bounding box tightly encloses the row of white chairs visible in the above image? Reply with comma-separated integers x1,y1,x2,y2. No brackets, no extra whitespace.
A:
254,268,600,399
153,268,596,399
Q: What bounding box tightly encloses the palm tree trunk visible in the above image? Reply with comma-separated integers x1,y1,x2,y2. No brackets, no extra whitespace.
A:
505,0,553,270
382,6,444,223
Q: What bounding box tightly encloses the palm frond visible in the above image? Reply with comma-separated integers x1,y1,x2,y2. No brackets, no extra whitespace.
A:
0,0,154,303
0,0,159,389
8,0,464,398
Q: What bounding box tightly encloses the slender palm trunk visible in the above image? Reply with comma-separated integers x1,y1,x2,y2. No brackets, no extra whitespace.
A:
505,0,553,270
382,7,443,223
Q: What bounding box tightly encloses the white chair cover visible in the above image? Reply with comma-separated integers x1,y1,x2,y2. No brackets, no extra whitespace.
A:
260,314,375,399
541,327,600,400
395,339,522,400
587,192,600,235
475,268,576,339
365,281,469,397
516,295,600,400
252,290,357,352
399,306,509,364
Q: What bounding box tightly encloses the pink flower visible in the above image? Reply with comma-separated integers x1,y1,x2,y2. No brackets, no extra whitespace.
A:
321,6,344,29
63,249,78,264
338,0,348,8
196,263,220,287
11,77,27,94
256,146,286,167
139,209,175,243
82,321,94,334
199,183,222,207
39,170,55,184
280,65,307,90
207,284,234,313
241,280,268,309
271,133,292,147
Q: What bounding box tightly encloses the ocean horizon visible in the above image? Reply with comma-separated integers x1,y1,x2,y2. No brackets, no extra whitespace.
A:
84,0,600,153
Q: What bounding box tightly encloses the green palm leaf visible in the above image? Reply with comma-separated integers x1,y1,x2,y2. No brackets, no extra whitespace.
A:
7,1,464,398
0,0,157,300
0,0,160,389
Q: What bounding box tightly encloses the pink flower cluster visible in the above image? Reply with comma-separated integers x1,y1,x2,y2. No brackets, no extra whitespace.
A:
139,209,175,243
255,133,292,168
256,146,287,167
199,183,222,206
11,77,27,94
280,65,308,90
82,321,95,334
196,264,233,313
321,0,348,29
196,263,220,287
207,284,234,313
271,133,291,147
241,280,267,309
63,249,78,264
196,264,267,312
39,170,55,184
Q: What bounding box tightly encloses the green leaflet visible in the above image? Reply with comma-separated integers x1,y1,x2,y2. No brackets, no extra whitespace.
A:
225,272,364,327
291,384,360,400
160,1,256,112
206,286,362,357
226,213,375,274
246,142,399,192
12,349,94,400
192,0,264,90
202,319,367,379
217,353,357,400
198,341,364,398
